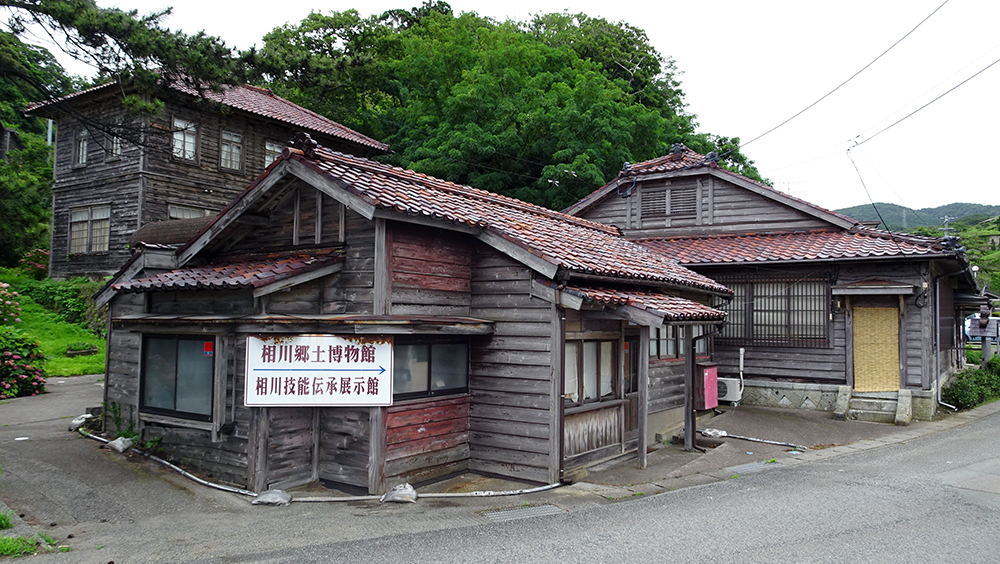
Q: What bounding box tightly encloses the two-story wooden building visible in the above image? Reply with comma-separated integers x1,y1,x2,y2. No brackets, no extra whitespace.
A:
27,79,389,279
94,135,731,494
567,144,981,421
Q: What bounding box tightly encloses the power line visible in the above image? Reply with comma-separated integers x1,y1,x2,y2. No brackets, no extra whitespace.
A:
742,0,949,149
855,54,1000,146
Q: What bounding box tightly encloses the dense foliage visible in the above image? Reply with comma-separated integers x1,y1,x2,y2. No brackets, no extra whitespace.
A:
250,4,765,210
943,356,1000,410
835,202,1000,232
0,326,47,399
4,274,107,337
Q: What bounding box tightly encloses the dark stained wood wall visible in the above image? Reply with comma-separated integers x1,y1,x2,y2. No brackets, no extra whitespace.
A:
388,223,472,317
579,175,833,238
468,249,556,484
384,396,471,486
316,407,372,488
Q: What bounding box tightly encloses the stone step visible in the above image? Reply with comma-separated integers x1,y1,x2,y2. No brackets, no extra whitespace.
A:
846,408,896,424
848,397,898,413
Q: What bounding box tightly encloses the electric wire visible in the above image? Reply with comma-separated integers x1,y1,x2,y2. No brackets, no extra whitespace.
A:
741,0,950,149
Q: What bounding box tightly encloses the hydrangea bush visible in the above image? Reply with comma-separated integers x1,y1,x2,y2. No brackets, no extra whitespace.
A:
17,249,49,280
0,327,46,399
0,282,21,324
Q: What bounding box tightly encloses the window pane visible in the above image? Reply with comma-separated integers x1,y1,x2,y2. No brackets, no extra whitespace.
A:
265,141,283,167
430,343,467,390
90,218,110,252
144,338,177,410
648,328,658,357
599,341,614,397
69,220,88,253
583,341,598,400
172,118,196,160
666,325,676,357
221,131,243,169
175,340,213,415
564,342,579,403
394,344,429,395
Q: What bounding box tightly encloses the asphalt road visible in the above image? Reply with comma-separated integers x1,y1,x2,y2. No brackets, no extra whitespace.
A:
4,377,998,563
176,408,1000,564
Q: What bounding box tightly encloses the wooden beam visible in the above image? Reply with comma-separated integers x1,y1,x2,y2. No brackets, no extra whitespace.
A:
178,165,290,266
479,231,559,279
369,407,386,495
530,279,584,310
287,159,376,220
638,325,649,469
372,209,479,235
549,302,564,484
252,263,344,298
373,218,390,315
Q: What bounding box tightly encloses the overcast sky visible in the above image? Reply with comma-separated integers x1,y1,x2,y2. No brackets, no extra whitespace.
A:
28,0,1000,219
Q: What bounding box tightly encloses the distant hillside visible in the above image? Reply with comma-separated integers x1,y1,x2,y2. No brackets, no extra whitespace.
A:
835,202,1000,232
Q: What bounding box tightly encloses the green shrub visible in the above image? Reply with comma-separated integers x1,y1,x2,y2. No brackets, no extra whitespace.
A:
967,349,981,365
4,276,107,338
942,368,1000,410
0,326,47,399
0,282,21,325
987,354,1000,376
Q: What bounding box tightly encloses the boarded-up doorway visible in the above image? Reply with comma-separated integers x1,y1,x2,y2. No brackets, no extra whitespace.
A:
853,307,900,392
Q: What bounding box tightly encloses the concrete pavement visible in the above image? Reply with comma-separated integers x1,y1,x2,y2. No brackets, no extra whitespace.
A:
1,375,997,563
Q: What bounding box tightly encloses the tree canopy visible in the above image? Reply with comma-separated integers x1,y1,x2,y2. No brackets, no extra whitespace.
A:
249,4,766,210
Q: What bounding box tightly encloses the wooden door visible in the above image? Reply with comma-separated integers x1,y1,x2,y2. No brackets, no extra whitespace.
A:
853,307,900,392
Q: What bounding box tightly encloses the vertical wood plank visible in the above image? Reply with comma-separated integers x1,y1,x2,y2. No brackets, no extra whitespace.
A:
549,303,564,484
638,325,649,468
369,407,386,495
292,187,300,246
211,335,226,443
373,218,389,315
315,190,323,245
845,296,854,388
247,407,269,492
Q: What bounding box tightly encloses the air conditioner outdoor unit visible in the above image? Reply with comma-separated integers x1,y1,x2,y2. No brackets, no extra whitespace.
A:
717,377,743,403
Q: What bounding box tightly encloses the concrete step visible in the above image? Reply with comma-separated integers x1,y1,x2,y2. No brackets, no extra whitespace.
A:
848,397,898,413
846,408,896,424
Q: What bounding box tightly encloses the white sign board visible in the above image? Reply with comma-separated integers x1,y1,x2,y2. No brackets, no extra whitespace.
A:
245,335,393,407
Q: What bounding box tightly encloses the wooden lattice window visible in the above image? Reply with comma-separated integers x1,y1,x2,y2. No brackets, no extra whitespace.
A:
717,274,831,348
641,189,666,219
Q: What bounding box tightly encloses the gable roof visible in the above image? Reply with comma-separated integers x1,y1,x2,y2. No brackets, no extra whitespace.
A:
638,228,966,266
175,143,731,296
26,79,389,155
564,145,858,230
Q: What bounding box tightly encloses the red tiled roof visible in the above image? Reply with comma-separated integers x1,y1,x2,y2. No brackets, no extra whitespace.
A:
638,228,956,265
26,80,389,153
113,248,342,293
567,145,858,226
289,147,731,295
562,285,727,322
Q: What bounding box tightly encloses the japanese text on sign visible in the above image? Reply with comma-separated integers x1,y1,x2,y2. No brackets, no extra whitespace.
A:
245,335,393,407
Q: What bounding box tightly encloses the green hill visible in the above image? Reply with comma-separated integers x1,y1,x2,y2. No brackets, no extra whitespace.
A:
836,202,1000,232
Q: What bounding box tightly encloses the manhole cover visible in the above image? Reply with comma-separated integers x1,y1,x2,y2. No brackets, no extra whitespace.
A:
480,503,566,523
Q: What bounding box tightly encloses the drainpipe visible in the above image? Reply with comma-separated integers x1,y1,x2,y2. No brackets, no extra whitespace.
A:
684,326,720,452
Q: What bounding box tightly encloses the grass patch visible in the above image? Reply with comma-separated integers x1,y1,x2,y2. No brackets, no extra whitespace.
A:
0,536,37,557
11,294,105,376
0,509,13,530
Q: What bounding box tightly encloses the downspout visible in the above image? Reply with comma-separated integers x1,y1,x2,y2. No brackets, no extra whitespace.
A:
684,326,721,452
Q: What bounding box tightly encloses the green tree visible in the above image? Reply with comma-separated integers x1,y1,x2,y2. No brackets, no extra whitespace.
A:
0,132,52,266
254,7,765,210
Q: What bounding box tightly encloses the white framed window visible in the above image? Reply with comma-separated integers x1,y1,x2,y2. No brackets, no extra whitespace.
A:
141,335,215,421
220,130,243,170
74,129,88,166
564,339,616,406
168,203,215,220
110,135,123,158
264,140,283,167
172,117,197,160
69,204,110,254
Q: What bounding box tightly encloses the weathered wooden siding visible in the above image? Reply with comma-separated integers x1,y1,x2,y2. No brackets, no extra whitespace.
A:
265,407,315,488
148,290,254,315
48,90,375,279
388,223,472,317
105,295,144,422
144,423,249,486
339,210,375,315
648,359,686,413
714,318,848,383
580,175,832,238
316,407,371,488
384,396,470,486
564,407,619,459
468,249,555,484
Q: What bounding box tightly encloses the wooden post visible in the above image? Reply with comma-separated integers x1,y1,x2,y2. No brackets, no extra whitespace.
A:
684,329,696,451
638,325,649,469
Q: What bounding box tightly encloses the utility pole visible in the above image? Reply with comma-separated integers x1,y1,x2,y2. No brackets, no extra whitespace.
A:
940,215,957,237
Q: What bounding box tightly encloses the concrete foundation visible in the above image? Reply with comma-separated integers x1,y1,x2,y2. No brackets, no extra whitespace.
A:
739,380,842,411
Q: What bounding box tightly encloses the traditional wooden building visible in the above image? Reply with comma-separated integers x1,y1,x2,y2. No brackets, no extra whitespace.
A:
27,79,389,279
94,135,731,494
566,144,981,421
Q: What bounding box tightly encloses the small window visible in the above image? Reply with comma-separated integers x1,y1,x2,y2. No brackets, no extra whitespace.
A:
110,136,123,158
264,141,283,167
564,339,616,406
69,204,110,254
220,131,243,170
649,326,684,360
168,203,215,219
141,335,215,421
74,129,88,166
393,342,468,400
172,117,197,160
